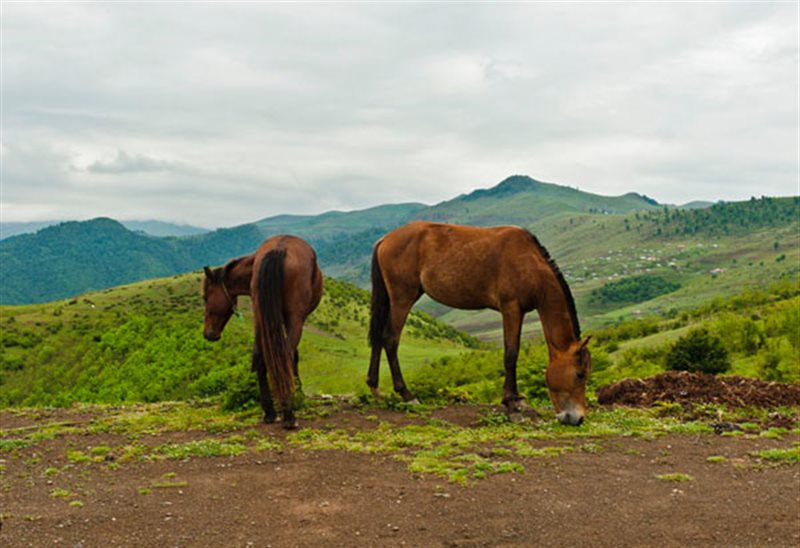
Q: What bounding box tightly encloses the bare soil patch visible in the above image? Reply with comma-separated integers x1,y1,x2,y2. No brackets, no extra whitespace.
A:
1,403,798,547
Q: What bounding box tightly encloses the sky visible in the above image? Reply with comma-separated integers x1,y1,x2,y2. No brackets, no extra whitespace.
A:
2,2,798,229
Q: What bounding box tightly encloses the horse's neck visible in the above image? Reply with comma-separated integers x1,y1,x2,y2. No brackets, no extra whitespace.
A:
537,286,579,353
226,255,255,296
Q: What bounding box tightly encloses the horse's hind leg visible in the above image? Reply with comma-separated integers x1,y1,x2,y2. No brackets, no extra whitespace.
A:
384,299,417,402
252,341,277,423
366,345,382,399
279,317,305,430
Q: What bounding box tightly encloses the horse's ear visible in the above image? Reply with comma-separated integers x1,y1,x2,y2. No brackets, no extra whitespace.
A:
580,336,592,351
203,266,213,279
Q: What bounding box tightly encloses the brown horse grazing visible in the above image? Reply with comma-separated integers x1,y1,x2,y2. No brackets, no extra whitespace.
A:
368,221,591,426
202,235,323,429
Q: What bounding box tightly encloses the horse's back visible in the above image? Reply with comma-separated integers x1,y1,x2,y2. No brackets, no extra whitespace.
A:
253,235,322,316
377,222,538,310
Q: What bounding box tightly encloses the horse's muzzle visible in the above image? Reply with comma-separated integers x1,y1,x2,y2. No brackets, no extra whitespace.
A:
556,410,584,426
203,330,220,342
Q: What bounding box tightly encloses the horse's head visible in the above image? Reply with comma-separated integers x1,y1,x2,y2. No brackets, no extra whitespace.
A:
202,266,237,342
545,337,592,426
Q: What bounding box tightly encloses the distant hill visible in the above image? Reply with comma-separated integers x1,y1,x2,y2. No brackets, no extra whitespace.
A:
2,176,797,309
677,201,714,210
0,219,208,240
256,202,426,238
121,220,209,237
0,219,265,304
416,175,661,225
0,221,62,240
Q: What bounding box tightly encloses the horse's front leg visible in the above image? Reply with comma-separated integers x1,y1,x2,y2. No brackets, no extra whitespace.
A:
252,342,277,423
501,305,526,416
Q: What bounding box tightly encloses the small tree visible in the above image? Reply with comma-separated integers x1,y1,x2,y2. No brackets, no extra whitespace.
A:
666,327,731,375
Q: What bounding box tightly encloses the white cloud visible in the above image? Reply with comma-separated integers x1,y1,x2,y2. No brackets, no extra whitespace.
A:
2,2,797,227
85,150,178,174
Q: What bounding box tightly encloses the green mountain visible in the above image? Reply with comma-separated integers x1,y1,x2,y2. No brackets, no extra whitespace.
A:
416,175,660,225
2,176,797,316
0,272,475,407
256,202,426,237
0,219,208,240
0,219,265,304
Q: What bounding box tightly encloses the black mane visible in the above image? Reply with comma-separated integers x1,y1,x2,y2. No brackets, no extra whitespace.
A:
524,231,581,339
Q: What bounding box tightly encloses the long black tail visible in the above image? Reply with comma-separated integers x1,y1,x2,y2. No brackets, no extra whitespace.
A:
368,244,390,350
255,249,294,403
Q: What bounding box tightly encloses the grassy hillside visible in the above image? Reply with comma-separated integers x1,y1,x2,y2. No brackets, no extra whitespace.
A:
406,279,799,407
0,274,476,408
424,197,799,341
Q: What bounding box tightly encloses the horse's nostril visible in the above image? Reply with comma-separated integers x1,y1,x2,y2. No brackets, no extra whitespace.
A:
575,416,584,426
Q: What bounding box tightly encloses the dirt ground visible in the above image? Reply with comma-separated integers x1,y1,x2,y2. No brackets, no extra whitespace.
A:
1,403,799,548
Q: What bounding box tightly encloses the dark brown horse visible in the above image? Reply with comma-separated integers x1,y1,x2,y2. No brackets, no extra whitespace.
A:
203,235,323,428
368,221,591,425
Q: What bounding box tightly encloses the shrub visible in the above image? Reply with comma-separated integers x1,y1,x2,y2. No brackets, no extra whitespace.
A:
666,328,730,375
591,275,680,305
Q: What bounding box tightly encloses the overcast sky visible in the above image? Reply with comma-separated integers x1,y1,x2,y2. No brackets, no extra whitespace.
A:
2,2,798,228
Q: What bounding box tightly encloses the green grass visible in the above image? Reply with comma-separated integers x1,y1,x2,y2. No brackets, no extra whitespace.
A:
1,398,797,487
66,450,91,464
752,446,800,463
0,273,474,408
288,406,717,483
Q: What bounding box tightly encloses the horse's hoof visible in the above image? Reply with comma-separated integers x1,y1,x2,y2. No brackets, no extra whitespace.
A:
263,413,278,424
513,399,530,413
508,411,528,424
369,387,383,400
282,419,299,430
406,398,421,406
504,396,529,414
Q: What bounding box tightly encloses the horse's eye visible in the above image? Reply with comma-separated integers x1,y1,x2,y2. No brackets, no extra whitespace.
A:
576,371,586,381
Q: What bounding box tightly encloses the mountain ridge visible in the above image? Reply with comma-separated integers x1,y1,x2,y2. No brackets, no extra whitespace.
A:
1,219,209,240
2,175,796,305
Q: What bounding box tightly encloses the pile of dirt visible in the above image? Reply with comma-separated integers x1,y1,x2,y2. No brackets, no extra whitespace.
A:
596,371,800,408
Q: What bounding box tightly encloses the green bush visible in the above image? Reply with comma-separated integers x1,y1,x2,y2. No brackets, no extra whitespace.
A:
666,328,730,375
591,275,680,305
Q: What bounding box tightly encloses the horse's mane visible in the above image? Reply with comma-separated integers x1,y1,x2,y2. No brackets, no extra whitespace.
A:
524,230,581,339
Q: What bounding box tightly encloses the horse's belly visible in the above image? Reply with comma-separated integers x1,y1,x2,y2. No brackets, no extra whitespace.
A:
420,270,497,311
